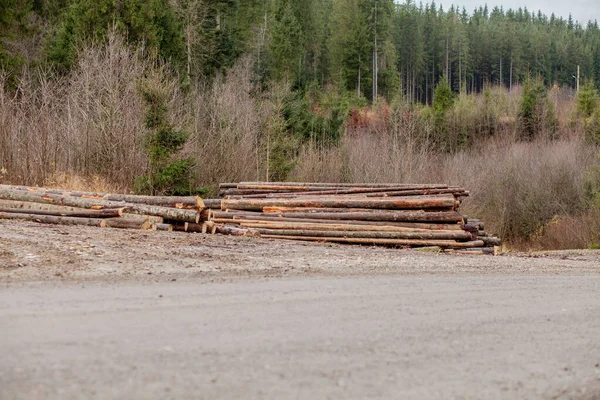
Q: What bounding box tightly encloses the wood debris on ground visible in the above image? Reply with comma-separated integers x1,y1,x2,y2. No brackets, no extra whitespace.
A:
0,182,501,255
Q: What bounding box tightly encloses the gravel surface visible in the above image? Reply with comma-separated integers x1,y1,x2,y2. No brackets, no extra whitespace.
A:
1,220,600,400
1,220,599,283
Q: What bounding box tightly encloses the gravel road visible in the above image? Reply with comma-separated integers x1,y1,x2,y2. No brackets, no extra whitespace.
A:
1,221,600,399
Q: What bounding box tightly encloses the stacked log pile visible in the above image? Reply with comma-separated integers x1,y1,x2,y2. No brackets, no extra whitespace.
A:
0,185,209,231
211,182,501,254
0,182,501,254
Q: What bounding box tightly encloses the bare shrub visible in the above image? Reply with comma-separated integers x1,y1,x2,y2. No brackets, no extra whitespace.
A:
0,32,182,189
185,56,269,187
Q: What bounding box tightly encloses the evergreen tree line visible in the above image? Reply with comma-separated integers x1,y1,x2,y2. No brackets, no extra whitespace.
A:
1,0,599,102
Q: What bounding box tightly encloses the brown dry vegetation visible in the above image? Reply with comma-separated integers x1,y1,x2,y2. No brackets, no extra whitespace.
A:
0,34,599,249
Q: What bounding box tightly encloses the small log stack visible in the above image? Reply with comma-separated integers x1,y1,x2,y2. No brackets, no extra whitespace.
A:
211,182,500,254
0,184,210,231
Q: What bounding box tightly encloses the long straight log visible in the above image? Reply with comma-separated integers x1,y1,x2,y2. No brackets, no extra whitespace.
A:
0,188,201,223
211,214,463,231
5,185,204,209
104,217,151,230
0,211,106,227
232,186,456,199
253,228,473,241
0,199,90,213
237,182,448,188
254,210,464,223
229,186,456,195
222,196,457,212
261,235,484,248
214,224,261,237
241,222,472,239
0,207,124,218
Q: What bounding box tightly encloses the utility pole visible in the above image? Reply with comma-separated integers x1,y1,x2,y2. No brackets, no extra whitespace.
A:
372,1,378,104
577,65,580,92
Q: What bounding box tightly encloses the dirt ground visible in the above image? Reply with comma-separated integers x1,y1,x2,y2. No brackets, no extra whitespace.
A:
2,220,600,400
1,220,599,284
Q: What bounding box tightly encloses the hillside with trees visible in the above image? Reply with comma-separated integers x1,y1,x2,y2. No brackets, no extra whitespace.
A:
1,0,600,248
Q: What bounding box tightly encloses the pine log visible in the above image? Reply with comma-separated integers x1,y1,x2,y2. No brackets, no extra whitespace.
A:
222,196,457,212
261,235,484,248
203,199,222,209
0,199,90,213
185,222,206,233
445,247,496,255
154,223,173,232
0,187,201,223
104,217,151,230
170,222,189,232
211,214,463,231
253,228,473,241
5,185,204,209
237,182,448,188
255,210,464,223
215,224,261,237
0,207,124,218
237,221,471,238
234,186,456,198
477,236,502,246
0,211,106,227
124,214,164,224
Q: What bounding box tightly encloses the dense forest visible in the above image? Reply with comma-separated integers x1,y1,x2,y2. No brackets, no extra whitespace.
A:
1,0,600,247
1,0,599,98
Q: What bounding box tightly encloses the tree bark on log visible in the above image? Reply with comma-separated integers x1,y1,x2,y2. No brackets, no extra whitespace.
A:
253,210,464,223
154,223,173,231
0,188,200,223
203,199,222,209
0,207,124,218
0,211,106,227
222,196,456,212
4,185,204,209
261,235,484,248
253,227,473,240
477,236,502,246
104,217,152,230
214,224,261,237
211,214,463,231
236,221,471,238
236,182,448,188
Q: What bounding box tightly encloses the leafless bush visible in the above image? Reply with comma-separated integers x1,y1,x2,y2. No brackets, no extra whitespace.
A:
185,56,269,187
0,32,184,189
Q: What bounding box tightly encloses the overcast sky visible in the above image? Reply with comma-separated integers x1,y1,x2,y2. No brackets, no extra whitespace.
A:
438,0,600,25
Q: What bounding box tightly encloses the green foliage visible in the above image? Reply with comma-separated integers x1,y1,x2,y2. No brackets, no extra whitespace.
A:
270,2,304,81
585,109,600,144
519,76,557,140
432,77,455,114
136,81,199,196
281,88,345,145
46,0,184,71
578,80,598,118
